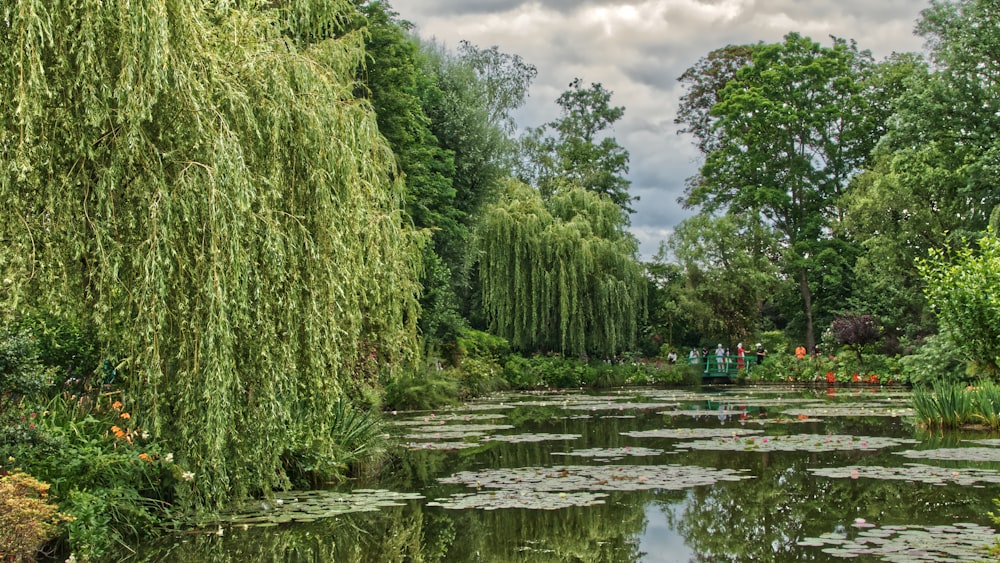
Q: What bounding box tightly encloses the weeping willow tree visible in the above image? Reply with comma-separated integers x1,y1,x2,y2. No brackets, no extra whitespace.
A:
477,180,645,357
0,0,422,509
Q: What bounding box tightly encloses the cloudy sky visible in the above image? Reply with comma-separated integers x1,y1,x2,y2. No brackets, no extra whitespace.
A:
393,0,929,259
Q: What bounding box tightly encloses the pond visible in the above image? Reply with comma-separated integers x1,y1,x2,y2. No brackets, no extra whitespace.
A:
128,385,1000,562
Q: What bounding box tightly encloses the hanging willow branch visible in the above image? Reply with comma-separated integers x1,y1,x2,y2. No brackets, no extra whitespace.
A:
0,0,422,509
476,180,645,357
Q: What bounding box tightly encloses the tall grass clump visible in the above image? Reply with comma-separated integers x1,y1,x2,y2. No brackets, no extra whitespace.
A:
912,382,975,428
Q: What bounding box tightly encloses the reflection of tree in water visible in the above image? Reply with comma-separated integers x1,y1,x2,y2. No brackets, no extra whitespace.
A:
668,451,996,562
439,493,650,562
122,505,430,563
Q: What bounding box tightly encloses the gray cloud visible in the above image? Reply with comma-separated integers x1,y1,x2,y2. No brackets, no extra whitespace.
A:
395,0,927,259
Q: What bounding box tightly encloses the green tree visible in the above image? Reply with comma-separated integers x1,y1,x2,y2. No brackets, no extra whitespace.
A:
0,0,422,509
666,213,780,345
919,233,1000,378
520,79,635,213
418,40,536,328
679,33,881,349
846,0,1000,342
476,181,645,356
345,2,464,352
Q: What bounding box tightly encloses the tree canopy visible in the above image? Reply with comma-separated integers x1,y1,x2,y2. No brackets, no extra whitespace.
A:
477,181,645,357
1,0,422,509
678,33,883,349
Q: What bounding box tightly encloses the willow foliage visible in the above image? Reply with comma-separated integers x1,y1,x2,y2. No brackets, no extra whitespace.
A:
477,181,645,357
0,0,422,509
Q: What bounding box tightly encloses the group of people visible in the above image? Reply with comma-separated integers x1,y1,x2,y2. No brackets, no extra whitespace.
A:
679,342,767,373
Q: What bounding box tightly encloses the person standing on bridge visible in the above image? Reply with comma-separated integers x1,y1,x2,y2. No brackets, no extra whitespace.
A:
756,343,766,365
715,344,725,372
736,343,745,370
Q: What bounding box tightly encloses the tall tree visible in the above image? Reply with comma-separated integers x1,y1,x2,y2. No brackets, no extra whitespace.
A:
846,0,1000,343
678,33,880,349
0,0,422,509
418,40,536,327
520,79,635,213
477,181,645,356
666,214,781,345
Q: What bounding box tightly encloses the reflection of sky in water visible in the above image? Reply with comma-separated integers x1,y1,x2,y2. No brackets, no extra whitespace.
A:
637,499,695,562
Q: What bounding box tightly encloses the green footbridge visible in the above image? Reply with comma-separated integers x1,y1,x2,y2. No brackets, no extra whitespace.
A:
695,357,755,381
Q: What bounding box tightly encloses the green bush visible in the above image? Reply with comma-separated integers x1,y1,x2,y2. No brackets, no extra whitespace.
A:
456,329,510,362
383,369,461,411
1,393,177,561
282,401,387,487
899,332,968,386
501,355,692,389
0,471,71,561
456,356,507,397
1,327,58,409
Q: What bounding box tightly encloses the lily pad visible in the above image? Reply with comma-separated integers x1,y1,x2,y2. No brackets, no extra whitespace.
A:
808,463,1000,486
222,489,425,526
438,464,753,493
798,522,996,561
563,402,680,412
427,490,608,510
483,433,581,443
657,409,749,418
403,441,482,451
896,447,1000,463
673,434,918,453
966,438,1000,447
780,406,914,417
622,428,765,439
551,446,666,461
403,430,488,440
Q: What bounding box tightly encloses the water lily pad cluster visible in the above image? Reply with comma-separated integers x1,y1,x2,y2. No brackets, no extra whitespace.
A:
403,441,482,451
437,464,753,494
622,428,765,439
896,447,1000,462
797,522,995,562
808,463,1000,486
562,401,680,412
402,423,515,441
483,433,581,443
657,409,749,418
427,490,609,510
674,434,918,453
551,447,666,461
779,405,914,418
222,489,425,527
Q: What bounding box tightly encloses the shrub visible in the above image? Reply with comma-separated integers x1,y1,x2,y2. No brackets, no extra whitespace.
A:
282,401,387,487
383,369,461,411
1,328,58,411
0,471,71,562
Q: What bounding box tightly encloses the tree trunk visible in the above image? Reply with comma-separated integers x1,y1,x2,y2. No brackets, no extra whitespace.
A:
798,268,815,350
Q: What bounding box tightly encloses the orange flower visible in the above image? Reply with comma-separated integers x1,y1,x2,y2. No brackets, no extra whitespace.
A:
138,453,151,462
120,412,131,420
111,425,126,438
112,400,123,410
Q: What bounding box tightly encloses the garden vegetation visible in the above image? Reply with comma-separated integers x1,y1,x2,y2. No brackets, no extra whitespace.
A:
2,0,1000,559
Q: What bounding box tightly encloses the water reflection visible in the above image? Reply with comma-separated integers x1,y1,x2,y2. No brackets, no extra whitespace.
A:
125,387,1000,562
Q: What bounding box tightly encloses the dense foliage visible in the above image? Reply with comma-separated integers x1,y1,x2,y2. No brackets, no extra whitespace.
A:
3,0,1000,556
477,181,646,357
1,0,422,511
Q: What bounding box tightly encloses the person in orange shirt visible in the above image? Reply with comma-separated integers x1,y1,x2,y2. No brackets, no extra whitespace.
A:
795,345,807,360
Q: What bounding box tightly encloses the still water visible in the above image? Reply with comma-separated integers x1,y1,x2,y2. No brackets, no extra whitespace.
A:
129,385,1000,562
